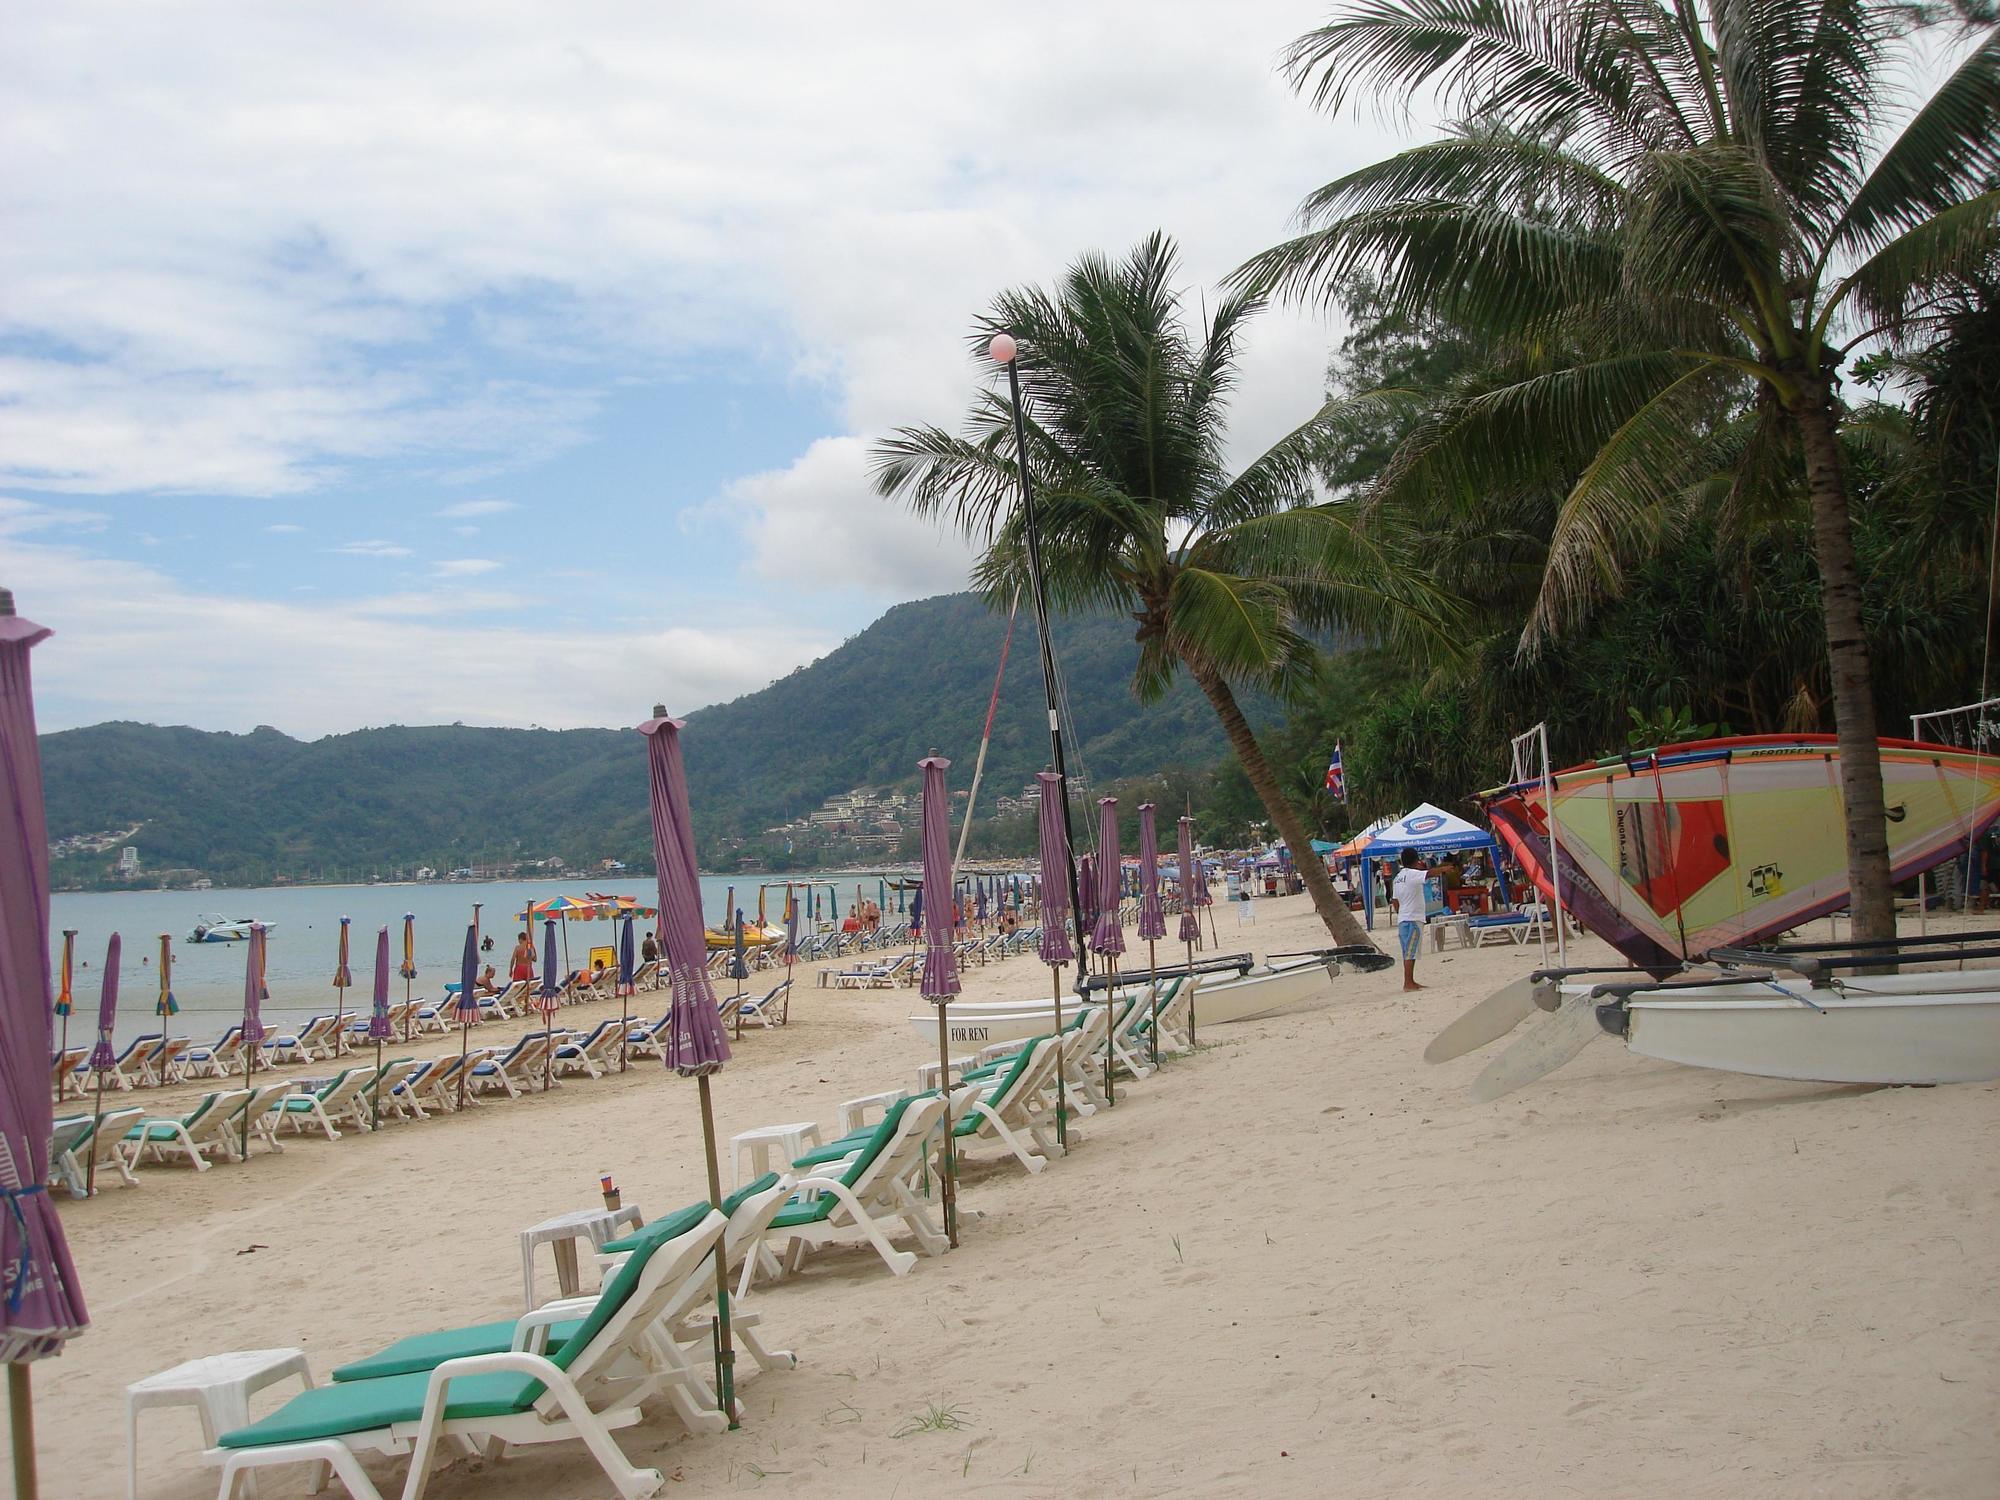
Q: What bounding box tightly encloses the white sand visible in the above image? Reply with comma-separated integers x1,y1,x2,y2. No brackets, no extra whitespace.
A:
18,893,1999,1497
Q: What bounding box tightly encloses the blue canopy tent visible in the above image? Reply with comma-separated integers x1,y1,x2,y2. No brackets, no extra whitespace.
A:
1342,803,1509,929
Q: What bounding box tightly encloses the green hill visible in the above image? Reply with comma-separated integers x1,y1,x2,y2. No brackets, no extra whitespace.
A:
41,593,1268,885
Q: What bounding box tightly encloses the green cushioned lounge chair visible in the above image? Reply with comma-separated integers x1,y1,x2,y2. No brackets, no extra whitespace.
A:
123,1088,251,1170
206,1205,729,1500
768,1091,949,1278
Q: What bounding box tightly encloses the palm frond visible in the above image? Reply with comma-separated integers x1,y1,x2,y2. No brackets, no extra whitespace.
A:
1833,187,2000,334
1832,26,2000,256
1293,126,1627,226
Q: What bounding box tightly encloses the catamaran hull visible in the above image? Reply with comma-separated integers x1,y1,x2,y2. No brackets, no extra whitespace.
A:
1189,961,1333,1026
1616,980,2000,1085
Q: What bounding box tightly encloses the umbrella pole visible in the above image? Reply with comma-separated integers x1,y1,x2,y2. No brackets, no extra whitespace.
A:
457,1023,469,1112
619,989,630,1073
1102,956,1117,1107
9,1362,36,1500
1148,937,1159,1069
86,1063,107,1196
55,1017,66,1103
696,1074,738,1429
373,1036,384,1130
1050,965,1066,1151
934,1006,959,1248
242,1040,254,1163
1185,938,1198,1051
402,971,411,1043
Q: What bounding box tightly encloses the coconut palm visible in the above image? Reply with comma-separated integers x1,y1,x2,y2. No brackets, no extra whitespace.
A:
1235,0,2000,942
872,233,1456,947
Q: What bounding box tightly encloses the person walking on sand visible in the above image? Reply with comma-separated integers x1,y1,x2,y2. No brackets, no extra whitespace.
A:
640,930,660,964
509,932,535,986
1393,848,1428,992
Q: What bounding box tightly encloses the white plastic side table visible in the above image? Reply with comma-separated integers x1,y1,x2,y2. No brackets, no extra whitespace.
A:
730,1121,823,1187
519,1204,644,1309
126,1347,312,1500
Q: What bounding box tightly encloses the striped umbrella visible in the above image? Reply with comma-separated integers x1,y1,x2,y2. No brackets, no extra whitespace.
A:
1137,804,1166,1065
332,915,353,1055
1092,799,1125,1106
54,928,75,1102
1035,770,1074,1146
641,708,736,1424
367,926,392,1127
155,934,177,1020
919,756,963,1244
1178,815,1201,1048
398,912,417,1042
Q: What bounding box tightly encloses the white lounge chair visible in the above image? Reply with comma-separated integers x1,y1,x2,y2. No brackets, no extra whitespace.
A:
207,1207,730,1500
49,1107,143,1196
276,1068,374,1139
766,1092,949,1278
730,978,792,1031
124,1089,252,1170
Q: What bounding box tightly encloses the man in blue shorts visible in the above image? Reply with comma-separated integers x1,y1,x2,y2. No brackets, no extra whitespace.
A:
1393,848,1428,992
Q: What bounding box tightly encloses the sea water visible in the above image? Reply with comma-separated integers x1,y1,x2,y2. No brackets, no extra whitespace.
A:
49,873,891,1047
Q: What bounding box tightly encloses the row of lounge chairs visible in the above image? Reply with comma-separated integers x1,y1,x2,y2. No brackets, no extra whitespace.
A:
822,927,1046,988
47,978,795,1197
185,968,1200,1497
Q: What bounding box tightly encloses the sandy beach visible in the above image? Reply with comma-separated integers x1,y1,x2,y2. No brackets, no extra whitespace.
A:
17,892,1998,1498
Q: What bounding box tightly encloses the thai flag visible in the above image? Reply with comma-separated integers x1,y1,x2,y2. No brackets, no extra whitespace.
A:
1324,743,1347,802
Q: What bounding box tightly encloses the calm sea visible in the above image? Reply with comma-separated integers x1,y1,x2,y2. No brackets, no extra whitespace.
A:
49,874,894,1047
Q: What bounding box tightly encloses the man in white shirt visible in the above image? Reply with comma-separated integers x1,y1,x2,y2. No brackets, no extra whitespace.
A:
1392,848,1429,992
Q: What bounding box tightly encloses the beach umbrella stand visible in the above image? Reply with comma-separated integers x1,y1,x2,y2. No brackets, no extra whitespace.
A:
539,919,562,1090
53,929,75,1104
616,913,637,1073
1035,772,1075,1150
1091,801,1126,1107
85,936,120,1196
1178,815,1201,1050
240,925,268,1166
331,915,352,1057
455,922,480,1111
367,927,393,1130
1137,803,1167,1068
398,913,417,1043
643,708,738,1427
919,755,962,1248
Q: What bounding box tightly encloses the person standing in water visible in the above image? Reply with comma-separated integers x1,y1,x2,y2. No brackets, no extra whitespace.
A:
1393,848,1428,992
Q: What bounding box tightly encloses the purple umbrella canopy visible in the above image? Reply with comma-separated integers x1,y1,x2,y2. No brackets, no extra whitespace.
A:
1137,803,1167,942
1034,771,1074,967
1078,852,1099,931
538,920,561,1014
618,914,638,994
367,927,394,1041
1177,816,1202,942
241,924,268,1047
918,756,961,1003
88,934,120,1071
0,595,87,1366
1091,798,1125,956
455,923,481,1024
642,713,731,1077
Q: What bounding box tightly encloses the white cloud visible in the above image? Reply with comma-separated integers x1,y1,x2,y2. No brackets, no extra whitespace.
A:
434,557,500,577
435,500,519,519
0,497,108,537
264,522,305,534
332,539,413,558
452,524,479,537
2,533,832,735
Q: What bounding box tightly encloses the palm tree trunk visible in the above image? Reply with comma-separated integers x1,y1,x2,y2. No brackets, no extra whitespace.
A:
1186,657,1372,948
1792,386,1896,944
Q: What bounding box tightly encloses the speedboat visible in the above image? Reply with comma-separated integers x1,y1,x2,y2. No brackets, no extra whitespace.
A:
188,916,274,943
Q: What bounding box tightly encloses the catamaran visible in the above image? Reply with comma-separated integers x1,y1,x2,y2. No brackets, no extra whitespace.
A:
188,916,275,943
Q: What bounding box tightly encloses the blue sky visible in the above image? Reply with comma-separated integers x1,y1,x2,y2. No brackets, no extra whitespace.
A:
0,2,1420,736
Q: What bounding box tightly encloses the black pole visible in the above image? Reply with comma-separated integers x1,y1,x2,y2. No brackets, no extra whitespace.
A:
1001,348,1092,1022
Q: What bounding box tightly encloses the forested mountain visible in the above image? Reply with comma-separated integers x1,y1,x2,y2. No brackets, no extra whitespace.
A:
41,593,1271,885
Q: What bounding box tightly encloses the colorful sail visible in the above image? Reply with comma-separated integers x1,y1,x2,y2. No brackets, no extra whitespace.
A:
1481,735,2000,967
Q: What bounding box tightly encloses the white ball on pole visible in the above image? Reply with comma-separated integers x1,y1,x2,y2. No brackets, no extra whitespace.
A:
988,332,1017,364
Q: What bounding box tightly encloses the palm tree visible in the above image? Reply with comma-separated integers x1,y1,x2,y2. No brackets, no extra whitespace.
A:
872,233,1455,947
1235,0,1999,942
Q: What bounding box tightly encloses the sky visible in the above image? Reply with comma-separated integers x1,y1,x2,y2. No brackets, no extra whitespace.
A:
2,2,1423,737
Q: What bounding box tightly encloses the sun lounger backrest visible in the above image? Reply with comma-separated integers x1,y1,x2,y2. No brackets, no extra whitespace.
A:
547,1206,724,1376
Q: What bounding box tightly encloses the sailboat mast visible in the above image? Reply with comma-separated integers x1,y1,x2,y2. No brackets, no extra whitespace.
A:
994,337,1092,983
955,586,1022,869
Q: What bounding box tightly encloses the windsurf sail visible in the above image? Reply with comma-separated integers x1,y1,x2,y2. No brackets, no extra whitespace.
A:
1479,735,2000,968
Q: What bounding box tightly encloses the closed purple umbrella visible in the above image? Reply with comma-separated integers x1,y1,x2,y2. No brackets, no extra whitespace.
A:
0,592,87,1495
454,922,479,1109
1034,771,1075,1147
1091,799,1125,1107
83,935,119,1195
234,922,268,1173
1078,853,1098,935
367,927,392,1128
614,914,636,1073
917,756,963,1247
641,708,736,1423
1137,804,1167,1067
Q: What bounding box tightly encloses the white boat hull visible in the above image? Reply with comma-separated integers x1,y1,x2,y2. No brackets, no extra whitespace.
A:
1620,974,2000,1085
1189,961,1333,1026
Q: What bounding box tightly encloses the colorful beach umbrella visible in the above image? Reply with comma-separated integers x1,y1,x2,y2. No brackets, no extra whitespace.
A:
367,926,392,1128
53,929,75,1103
641,708,736,1424
0,591,89,1494
155,934,177,1019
